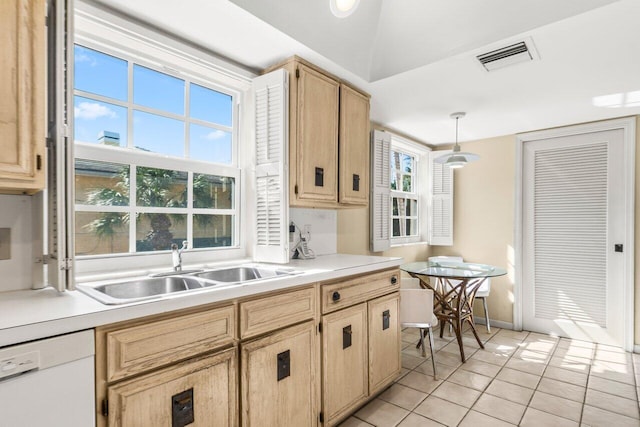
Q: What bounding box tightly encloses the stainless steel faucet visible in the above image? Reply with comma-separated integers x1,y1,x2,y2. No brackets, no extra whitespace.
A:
171,241,189,271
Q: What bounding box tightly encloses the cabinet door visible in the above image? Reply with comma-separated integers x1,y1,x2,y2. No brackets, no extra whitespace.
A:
368,293,401,394
322,303,368,425
0,0,45,194
295,64,339,203
241,321,319,427
108,348,237,427
339,85,370,205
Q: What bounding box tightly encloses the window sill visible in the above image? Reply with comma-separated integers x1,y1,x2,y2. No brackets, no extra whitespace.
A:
390,241,429,248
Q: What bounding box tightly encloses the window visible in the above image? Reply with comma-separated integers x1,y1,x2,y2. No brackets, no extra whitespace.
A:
390,141,422,244
73,44,239,257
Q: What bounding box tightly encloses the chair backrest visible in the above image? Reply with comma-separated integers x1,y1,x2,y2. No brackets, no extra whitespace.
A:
428,255,463,263
400,288,434,325
428,255,491,294
401,277,422,289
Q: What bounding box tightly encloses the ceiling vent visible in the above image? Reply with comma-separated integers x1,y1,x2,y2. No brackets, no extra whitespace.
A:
476,40,536,72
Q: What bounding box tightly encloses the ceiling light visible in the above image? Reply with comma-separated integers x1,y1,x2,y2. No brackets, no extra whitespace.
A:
330,0,360,18
434,112,480,169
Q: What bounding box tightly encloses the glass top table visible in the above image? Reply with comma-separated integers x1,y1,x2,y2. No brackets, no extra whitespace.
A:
400,261,507,362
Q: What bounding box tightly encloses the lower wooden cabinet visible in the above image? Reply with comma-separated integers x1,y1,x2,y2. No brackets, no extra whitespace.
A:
241,321,319,427
107,347,237,427
368,293,401,394
322,303,368,426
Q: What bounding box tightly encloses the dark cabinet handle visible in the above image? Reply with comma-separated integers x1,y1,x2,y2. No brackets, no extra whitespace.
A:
343,325,352,349
172,388,194,427
352,174,360,191
332,291,341,302
382,309,390,330
315,167,324,187
277,350,291,381
391,276,398,285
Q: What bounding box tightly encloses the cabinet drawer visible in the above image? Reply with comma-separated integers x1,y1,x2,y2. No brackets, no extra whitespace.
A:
106,305,236,382
321,269,400,314
240,286,317,339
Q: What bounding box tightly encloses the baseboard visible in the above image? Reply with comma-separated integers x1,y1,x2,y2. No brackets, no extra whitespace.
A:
473,317,515,331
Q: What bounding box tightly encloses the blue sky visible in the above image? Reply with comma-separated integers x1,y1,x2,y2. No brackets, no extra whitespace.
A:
74,45,233,164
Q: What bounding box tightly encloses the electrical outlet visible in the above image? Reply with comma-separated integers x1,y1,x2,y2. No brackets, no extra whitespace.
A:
0,228,10,260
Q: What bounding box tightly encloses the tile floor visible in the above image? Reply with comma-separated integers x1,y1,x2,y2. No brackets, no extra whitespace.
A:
339,326,640,427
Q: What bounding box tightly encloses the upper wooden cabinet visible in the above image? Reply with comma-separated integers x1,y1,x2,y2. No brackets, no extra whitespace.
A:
265,57,370,208
0,0,45,194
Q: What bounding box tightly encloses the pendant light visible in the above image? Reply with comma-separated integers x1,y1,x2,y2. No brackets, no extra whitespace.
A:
434,112,479,169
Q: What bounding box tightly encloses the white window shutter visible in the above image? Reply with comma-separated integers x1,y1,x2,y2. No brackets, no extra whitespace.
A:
429,151,453,246
370,130,391,252
253,69,290,263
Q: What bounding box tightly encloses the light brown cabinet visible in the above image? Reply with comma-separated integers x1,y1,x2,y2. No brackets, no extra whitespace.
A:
241,321,319,427
265,57,370,208
320,269,401,426
0,0,45,194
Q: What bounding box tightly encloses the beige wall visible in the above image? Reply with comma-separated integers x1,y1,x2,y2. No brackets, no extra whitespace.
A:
339,116,640,342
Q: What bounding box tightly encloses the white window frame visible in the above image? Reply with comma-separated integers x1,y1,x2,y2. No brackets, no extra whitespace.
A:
72,1,255,278
389,136,430,246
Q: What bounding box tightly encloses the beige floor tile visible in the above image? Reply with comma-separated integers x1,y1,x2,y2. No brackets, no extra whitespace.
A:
512,348,553,364
495,329,529,341
520,408,579,427
557,338,595,350
588,375,638,400
459,359,501,377
432,351,464,368
591,361,636,385
398,371,443,394
519,340,557,354
484,379,535,405
548,355,592,373
447,369,493,391
544,365,589,387
413,361,456,380
582,405,640,427
483,340,519,355
594,349,632,365
396,413,444,427
338,417,374,427
489,335,526,347
461,336,483,349
554,346,595,360
472,393,526,424
459,410,515,427
354,398,410,427
439,342,478,359
495,367,541,389
471,349,511,366
537,378,586,402
432,381,481,408
395,368,411,381
524,332,559,344
403,344,432,359
529,391,583,422
414,395,468,426
378,383,428,411
585,389,639,419
402,353,426,370
505,357,547,376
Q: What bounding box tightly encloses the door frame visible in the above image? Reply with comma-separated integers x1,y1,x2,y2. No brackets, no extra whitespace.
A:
514,117,636,351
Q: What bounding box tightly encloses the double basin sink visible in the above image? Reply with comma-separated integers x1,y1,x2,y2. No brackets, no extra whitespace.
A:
77,265,300,305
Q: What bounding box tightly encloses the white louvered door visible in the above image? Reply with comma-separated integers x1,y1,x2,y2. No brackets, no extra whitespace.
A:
429,151,453,246
252,69,289,263
522,129,626,345
370,130,391,252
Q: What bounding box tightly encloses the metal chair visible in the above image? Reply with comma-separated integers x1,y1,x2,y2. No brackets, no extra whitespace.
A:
400,278,438,379
428,256,492,332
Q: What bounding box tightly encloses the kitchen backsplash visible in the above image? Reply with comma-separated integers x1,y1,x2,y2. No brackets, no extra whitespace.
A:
289,208,337,256
0,195,34,292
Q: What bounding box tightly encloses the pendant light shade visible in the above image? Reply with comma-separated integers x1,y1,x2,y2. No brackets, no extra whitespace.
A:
434,112,479,168
330,0,360,17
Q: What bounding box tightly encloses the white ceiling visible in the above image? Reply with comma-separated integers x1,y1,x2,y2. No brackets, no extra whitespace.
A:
93,0,640,145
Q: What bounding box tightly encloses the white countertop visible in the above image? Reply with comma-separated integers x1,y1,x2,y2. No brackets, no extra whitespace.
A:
0,254,401,347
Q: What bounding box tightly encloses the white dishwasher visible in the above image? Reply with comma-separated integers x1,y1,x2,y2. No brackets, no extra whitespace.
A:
0,329,95,427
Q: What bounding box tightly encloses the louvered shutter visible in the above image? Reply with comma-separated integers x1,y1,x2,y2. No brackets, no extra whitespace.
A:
253,69,290,263
429,151,453,246
370,130,391,252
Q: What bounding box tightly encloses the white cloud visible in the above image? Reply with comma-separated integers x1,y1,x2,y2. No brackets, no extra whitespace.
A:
74,102,117,120
75,52,97,66
204,130,226,140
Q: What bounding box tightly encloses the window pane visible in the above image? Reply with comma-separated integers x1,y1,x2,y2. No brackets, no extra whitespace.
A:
136,213,187,252
75,159,129,206
74,45,127,101
194,174,234,209
190,83,232,126
133,110,185,156
402,154,413,173
133,65,185,115
76,212,129,255
406,219,417,236
193,214,233,248
390,173,398,190
189,124,232,164
392,219,400,237
136,167,187,208
402,175,412,192
406,199,417,216
74,96,127,146
392,198,398,216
